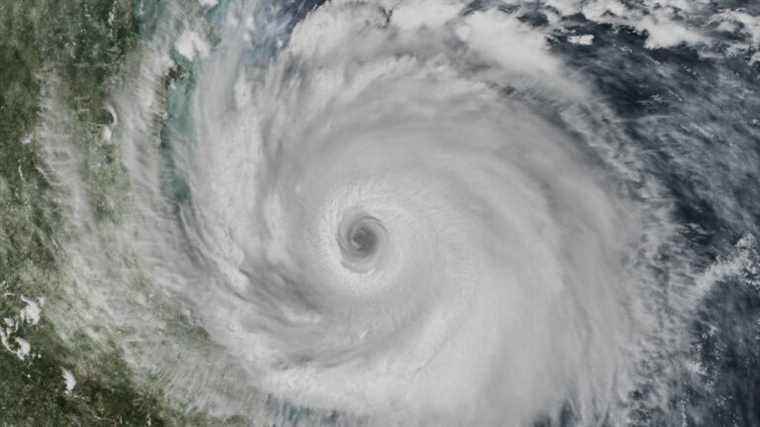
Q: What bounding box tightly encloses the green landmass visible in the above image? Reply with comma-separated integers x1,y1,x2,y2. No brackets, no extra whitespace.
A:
0,0,198,424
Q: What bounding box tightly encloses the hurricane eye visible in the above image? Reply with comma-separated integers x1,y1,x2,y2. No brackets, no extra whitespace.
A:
337,214,385,271
349,224,377,256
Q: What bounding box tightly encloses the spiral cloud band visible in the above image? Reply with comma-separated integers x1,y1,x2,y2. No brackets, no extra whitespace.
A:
183,1,646,423
37,0,760,425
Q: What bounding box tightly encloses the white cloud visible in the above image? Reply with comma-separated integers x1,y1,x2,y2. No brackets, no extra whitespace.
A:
569,34,595,45
175,30,210,60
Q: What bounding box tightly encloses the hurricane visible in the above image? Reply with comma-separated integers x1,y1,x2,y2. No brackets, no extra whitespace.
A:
11,0,760,425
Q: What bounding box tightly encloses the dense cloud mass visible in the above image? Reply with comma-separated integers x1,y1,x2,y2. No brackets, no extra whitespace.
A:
37,0,760,425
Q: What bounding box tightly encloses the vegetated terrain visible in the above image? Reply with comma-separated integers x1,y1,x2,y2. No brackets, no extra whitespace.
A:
0,1,206,424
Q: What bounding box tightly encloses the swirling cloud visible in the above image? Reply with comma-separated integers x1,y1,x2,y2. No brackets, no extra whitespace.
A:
41,0,733,425
176,1,654,424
